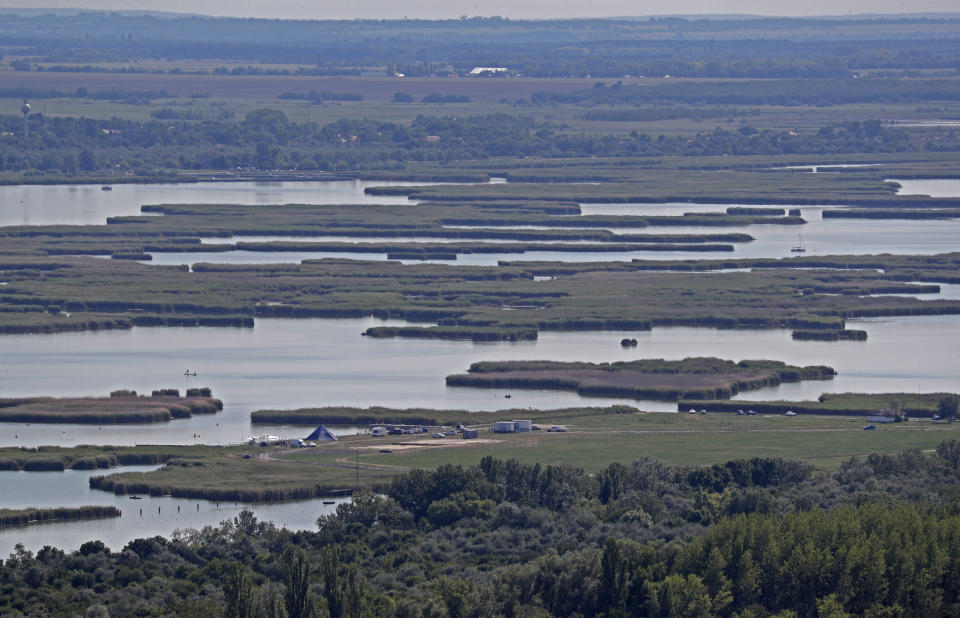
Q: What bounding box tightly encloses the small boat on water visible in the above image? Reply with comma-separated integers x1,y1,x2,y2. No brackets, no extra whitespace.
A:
129,496,142,500
323,500,335,505
790,234,807,253
101,185,113,191
184,369,197,377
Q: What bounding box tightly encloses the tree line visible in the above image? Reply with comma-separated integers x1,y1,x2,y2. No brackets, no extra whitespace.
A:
0,109,948,175
5,441,960,615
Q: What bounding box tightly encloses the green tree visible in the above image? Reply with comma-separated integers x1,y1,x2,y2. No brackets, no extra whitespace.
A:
283,546,314,618
345,565,362,618
257,582,287,618
254,142,280,169
223,562,254,618
816,594,852,618
644,574,712,618
320,545,344,618
78,149,97,171
243,108,289,133
937,396,959,422
436,576,474,618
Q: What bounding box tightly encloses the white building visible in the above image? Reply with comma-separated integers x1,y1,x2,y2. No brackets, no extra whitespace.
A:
468,67,508,76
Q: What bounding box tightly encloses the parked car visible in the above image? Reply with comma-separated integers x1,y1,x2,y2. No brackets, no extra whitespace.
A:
432,433,444,438
785,411,797,417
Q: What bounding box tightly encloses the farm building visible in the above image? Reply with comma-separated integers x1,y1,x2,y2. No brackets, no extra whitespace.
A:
492,421,516,433
493,420,532,433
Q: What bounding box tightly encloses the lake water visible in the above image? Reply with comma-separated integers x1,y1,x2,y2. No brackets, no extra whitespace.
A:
576,203,960,258
136,212,960,266
139,248,743,267
132,196,960,266
891,178,960,198
1,176,959,552
1,314,958,447
0,179,429,227
198,235,605,245
0,466,345,555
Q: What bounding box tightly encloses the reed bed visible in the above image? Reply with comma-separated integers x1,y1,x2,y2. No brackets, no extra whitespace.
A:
0,506,120,529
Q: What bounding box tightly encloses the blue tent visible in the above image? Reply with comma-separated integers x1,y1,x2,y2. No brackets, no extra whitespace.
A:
304,425,338,442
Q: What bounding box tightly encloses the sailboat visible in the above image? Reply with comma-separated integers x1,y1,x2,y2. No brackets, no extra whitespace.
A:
790,234,806,253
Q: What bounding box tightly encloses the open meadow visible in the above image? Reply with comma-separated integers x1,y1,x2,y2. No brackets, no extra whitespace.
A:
292,412,960,472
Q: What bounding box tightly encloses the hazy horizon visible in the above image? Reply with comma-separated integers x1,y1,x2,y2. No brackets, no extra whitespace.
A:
0,1,957,21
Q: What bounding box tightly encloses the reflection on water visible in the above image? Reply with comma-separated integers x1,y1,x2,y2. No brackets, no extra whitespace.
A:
0,466,344,555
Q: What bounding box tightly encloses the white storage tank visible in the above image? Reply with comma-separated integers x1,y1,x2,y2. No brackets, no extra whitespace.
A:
514,419,532,432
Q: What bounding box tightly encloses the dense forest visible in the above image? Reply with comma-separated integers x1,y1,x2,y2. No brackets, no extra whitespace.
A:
5,442,960,616
0,109,943,174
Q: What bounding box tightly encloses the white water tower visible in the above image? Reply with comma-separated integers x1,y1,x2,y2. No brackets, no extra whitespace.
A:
20,101,31,138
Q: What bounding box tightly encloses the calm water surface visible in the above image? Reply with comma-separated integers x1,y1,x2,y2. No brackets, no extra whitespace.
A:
130,196,960,265
1,177,958,551
1,315,958,447
0,466,345,555
0,179,430,227
891,178,960,198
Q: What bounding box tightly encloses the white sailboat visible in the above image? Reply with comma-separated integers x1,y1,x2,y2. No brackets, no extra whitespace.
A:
790,234,806,253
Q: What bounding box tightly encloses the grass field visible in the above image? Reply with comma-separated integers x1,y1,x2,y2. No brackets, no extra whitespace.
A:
4,411,956,500
7,87,960,134
288,411,960,473
1,73,626,103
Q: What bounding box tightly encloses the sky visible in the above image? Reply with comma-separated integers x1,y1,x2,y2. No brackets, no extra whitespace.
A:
1,0,953,20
